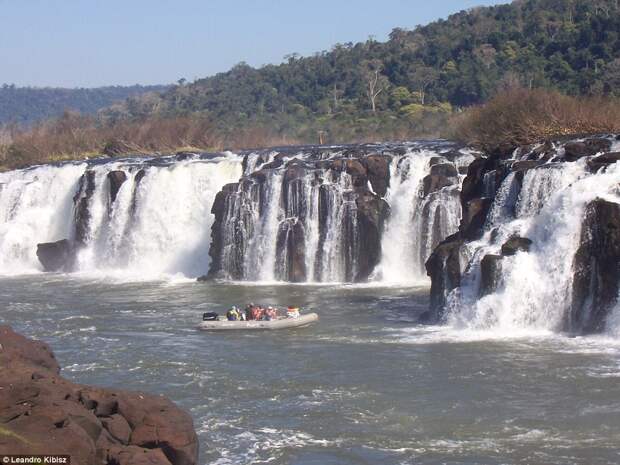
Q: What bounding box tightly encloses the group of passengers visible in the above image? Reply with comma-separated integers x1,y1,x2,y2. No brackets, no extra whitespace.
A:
226,303,300,321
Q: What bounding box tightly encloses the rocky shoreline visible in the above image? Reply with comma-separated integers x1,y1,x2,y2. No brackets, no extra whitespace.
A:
0,326,198,465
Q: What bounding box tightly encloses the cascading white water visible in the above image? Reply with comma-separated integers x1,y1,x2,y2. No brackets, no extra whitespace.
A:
0,155,242,278
447,160,620,333
245,172,284,281
0,143,470,284
316,171,358,282
0,163,86,274
374,150,463,284
79,157,242,278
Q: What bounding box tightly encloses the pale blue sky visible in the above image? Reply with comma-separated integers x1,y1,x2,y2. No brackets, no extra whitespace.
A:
0,0,504,88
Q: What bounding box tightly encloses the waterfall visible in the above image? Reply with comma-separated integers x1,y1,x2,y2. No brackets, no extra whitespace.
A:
374,150,463,284
0,163,85,274
0,154,242,278
0,142,473,284
446,158,620,333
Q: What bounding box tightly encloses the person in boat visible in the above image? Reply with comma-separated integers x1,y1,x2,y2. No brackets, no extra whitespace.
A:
265,306,277,321
245,304,254,321
250,305,262,321
226,306,240,321
286,306,300,318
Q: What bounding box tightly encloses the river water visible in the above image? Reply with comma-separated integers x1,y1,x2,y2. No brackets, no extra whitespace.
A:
2,274,620,465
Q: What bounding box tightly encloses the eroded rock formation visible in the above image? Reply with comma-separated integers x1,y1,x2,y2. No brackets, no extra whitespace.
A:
0,326,198,465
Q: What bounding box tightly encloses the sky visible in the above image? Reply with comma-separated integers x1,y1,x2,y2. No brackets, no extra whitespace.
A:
0,0,504,88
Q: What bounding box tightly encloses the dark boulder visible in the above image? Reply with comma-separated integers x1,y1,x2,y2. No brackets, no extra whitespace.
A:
425,235,464,320
361,155,391,197
587,152,620,172
460,198,493,240
512,160,543,172
430,163,458,178
569,199,620,333
422,174,455,196
479,254,503,296
501,236,533,256
460,158,488,205
36,239,73,272
73,170,97,246
107,170,127,204
0,326,199,465
355,191,390,282
276,219,307,282
564,138,612,162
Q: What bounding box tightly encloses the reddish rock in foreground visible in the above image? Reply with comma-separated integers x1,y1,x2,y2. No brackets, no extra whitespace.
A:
0,326,198,465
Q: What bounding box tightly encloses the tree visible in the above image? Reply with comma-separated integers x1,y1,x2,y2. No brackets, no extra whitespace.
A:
407,65,439,105
361,60,389,113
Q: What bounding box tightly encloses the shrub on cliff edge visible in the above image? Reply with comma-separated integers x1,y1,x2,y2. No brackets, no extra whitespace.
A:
453,89,620,151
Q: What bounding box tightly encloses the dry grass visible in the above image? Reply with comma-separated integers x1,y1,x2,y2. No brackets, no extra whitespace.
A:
0,112,308,170
452,88,620,151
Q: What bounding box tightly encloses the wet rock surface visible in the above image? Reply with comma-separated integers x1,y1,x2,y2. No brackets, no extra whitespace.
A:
0,326,198,465
425,135,620,332
207,143,464,282
570,199,620,333
36,239,73,272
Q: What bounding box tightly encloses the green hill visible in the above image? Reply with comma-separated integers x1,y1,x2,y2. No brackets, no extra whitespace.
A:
101,0,620,142
0,84,169,126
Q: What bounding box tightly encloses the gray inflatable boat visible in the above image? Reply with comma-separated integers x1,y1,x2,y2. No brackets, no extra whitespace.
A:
197,313,319,331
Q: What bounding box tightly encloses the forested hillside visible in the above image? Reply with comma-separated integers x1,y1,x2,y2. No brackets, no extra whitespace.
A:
102,0,620,142
0,84,169,126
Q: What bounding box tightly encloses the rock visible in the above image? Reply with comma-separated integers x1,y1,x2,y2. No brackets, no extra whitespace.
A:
107,170,127,204
569,199,620,333
355,192,390,282
564,138,612,161
501,236,533,256
429,156,448,166
430,163,458,178
276,219,307,282
73,170,97,246
460,198,493,240
0,326,199,465
422,174,455,196
425,235,464,320
511,160,543,172
587,152,620,172
460,158,488,205
36,239,73,272
102,414,132,444
479,255,503,296
361,155,391,197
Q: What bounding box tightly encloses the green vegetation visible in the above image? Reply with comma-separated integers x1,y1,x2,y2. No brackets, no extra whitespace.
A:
102,0,620,142
0,84,169,126
2,0,620,169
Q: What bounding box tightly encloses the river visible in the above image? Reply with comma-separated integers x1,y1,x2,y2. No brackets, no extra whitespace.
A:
2,274,620,465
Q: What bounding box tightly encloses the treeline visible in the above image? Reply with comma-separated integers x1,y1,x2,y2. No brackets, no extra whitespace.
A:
0,84,169,126
2,0,620,169
100,0,620,141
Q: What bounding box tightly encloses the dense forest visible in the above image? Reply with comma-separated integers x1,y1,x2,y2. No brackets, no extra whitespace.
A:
0,84,169,126
2,0,620,170
100,0,620,142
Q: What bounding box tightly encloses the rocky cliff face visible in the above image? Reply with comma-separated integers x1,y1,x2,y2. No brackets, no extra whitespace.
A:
206,143,472,283
425,135,620,334
0,326,198,465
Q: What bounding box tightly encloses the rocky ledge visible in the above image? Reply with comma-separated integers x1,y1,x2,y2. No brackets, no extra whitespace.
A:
424,135,620,333
0,326,198,465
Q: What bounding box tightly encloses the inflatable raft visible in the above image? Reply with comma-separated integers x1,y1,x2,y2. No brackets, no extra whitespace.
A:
197,313,319,331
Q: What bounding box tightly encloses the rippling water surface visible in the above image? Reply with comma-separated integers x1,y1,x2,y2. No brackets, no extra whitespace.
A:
2,274,620,465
